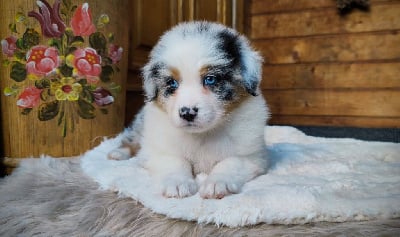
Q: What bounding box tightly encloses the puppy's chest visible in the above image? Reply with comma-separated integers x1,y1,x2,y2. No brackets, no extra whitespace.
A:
180,134,235,174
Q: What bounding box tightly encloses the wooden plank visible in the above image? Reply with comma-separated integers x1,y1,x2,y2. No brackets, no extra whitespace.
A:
261,62,400,89
250,0,396,14
262,89,400,117
251,4,400,39
253,32,400,64
268,115,400,128
127,70,143,91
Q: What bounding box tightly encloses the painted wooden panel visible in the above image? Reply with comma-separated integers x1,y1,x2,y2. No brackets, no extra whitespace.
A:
0,0,130,157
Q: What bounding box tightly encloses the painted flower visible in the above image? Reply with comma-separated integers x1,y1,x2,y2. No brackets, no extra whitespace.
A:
28,0,66,38
109,44,123,64
26,45,60,77
1,36,17,57
67,47,102,82
16,86,42,108
70,3,96,36
92,87,114,106
51,77,82,101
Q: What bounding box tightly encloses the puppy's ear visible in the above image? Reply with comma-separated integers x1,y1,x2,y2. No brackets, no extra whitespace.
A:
142,62,159,102
239,36,263,96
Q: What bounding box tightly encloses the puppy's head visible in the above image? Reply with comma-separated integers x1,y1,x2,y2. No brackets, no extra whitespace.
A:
142,21,263,133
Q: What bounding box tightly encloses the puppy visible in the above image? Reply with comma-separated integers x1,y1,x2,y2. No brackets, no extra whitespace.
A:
108,21,269,199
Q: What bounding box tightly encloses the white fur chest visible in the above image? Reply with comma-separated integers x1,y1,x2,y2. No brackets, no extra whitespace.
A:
141,103,239,174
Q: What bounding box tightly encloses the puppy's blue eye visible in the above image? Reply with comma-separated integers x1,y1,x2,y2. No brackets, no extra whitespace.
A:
166,78,179,89
203,75,216,86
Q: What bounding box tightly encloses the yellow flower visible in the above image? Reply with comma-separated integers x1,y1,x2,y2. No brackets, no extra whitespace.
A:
51,77,82,101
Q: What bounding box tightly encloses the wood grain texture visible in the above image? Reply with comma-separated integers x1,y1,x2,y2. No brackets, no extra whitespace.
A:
261,62,400,89
250,0,396,14
250,4,400,39
268,115,400,128
0,0,129,157
263,89,400,117
254,32,400,64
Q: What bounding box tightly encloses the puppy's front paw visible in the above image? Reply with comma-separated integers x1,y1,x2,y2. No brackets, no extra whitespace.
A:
199,176,241,199
107,147,131,160
160,176,198,198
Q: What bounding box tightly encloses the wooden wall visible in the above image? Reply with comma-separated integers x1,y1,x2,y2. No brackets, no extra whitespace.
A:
248,0,400,128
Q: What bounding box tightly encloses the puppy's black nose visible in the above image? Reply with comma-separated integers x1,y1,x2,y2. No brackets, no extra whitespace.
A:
179,106,198,122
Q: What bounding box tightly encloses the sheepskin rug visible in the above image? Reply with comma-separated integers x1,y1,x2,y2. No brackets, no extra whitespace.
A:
0,126,399,236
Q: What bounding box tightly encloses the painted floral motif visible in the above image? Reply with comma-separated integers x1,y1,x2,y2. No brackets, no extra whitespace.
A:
2,0,123,136
1,36,17,57
109,44,123,64
68,47,101,79
51,77,82,101
26,45,60,77
17,86,42,108
70,3,96,36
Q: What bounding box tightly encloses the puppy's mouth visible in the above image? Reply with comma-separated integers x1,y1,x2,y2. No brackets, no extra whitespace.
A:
179,121,208,133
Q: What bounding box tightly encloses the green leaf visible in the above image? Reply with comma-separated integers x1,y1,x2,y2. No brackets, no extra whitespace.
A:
107,82,121,96
2,59,11,67
10,61,27,82
40,89,49,101
96,14,110,29
78,79,88,85
100,65,114,82
89,32,107,55
100,108,108,114
22,28,40,49
38,100,59,121
62,0,72,9
65,46,77,55
102,56,113,65
81,88,94,103
57,110,65,126
15,12,26,23
48,38,62,50
71,36,84,45
16,38,24,50
9,23,17,33
108,33,114,43
59,63,73,77
35,79,51,89
78,98,96,119
3,85,19,96
21,108,32,115
14,50,26,61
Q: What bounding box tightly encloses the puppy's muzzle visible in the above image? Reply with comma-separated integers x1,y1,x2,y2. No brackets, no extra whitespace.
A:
179,106,198,122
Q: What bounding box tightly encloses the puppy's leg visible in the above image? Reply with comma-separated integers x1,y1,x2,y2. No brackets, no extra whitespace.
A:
108,108,144,160
146,155,198,198
199,156,267,199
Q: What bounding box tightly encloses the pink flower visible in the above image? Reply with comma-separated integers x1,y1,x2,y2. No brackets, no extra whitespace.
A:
109,44,123,64
16,86,42,108
92,87,114,106
26,45,60,76
70,3,96,36
1,36,17,57
68,47,102,82
28,0,66,38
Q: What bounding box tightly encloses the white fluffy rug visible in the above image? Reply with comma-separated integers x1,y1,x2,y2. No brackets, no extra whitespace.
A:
81,126,400,227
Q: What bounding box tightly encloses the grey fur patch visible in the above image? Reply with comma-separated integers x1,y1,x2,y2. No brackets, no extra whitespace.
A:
0,158,399,236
